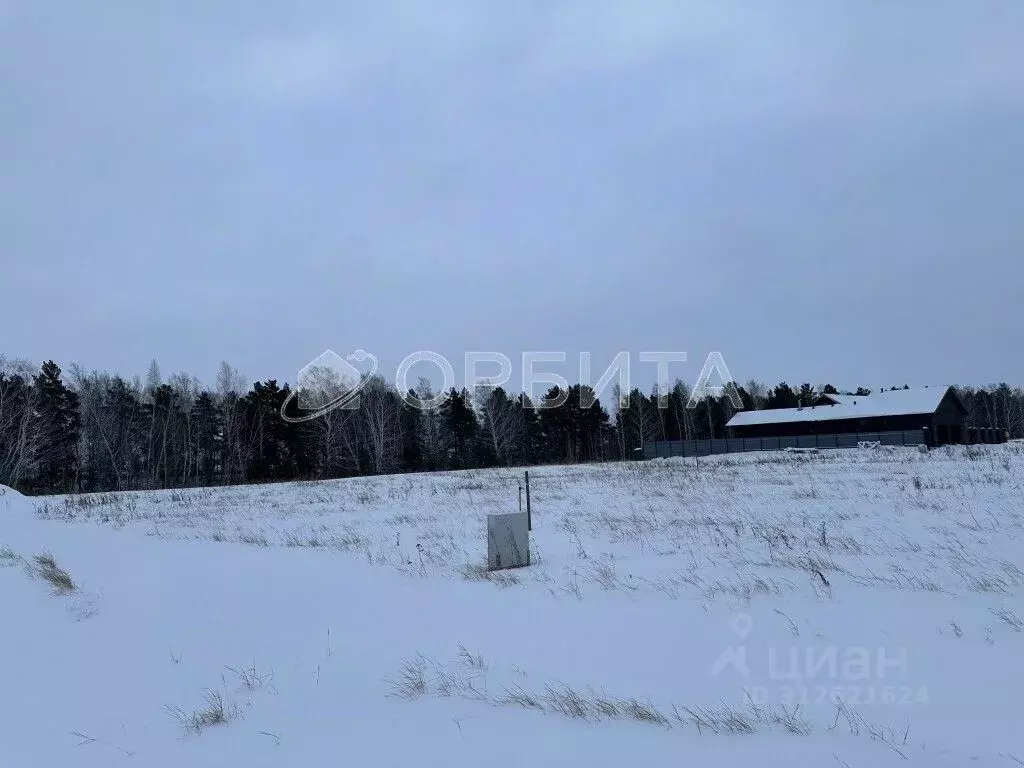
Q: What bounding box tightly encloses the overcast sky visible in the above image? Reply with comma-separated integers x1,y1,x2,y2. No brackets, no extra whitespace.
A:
2,2,1022,395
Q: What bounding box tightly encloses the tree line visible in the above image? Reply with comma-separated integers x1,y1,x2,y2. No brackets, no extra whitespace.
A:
1,355,1021,495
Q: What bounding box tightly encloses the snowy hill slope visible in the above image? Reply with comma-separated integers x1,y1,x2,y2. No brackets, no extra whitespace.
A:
3,444,1024,766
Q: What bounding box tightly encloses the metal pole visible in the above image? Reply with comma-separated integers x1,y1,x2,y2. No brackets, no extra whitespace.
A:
525,470,532,531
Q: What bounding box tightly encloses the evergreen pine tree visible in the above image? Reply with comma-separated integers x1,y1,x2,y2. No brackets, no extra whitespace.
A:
192,391,221,485
32,361,80,492
765,382,799,409
400,390,424,471
439,388,478,469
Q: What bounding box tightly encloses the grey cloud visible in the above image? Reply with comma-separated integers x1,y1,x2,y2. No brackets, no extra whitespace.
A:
1,1,1022,392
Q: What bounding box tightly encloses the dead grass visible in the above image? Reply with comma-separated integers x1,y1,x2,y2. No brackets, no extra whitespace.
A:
225,662,277,693
829,699,911,759
386,654,429,699
678,702,756,734
501,684,544,710
460,562,523,587
34,444,1024,605
992,607,1024,632
165,688,240,736
29,552,76,594
390,649,817,737
0,546,22,567
71,730,135,757
457,644,488,671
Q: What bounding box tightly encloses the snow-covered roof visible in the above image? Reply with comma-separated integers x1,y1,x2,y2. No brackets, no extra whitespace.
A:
817,394,861,406
727,386,956,428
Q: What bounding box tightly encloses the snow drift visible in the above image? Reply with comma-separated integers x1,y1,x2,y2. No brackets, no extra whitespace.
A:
3,446,1023,766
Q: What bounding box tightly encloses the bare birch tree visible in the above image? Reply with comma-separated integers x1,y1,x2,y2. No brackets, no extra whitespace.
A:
473,382,524,466
360,376,403,475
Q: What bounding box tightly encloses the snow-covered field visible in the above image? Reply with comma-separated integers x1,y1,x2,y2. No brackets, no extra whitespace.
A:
3,443,1024,766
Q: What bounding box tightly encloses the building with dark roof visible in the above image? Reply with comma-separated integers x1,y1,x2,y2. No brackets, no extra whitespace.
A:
726,386,969,445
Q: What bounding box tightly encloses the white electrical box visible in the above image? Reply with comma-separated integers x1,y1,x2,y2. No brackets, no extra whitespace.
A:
487,511,530,570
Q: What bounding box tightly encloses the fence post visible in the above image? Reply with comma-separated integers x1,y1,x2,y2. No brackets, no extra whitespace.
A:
525,470,532,532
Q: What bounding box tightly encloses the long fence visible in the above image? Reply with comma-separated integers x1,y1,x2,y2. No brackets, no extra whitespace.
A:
641,429,928,460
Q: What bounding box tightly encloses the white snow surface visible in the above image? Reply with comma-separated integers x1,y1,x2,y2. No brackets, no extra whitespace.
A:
3,444,1024,766
727,386,955,427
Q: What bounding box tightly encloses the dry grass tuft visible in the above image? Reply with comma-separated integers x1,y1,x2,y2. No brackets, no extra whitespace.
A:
457,644,488,671
0,546,22,567
679,703,756,735
165,689,240,736
387,647,910,748
543,683,592,719
225,662,277,693
386,654,429,699
30,552,76,594
829,699,910,759
993,607,1024,632
619,696,672,727
502,684,544,710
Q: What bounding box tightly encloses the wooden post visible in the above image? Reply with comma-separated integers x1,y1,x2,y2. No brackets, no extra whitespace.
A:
525,470,532,531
